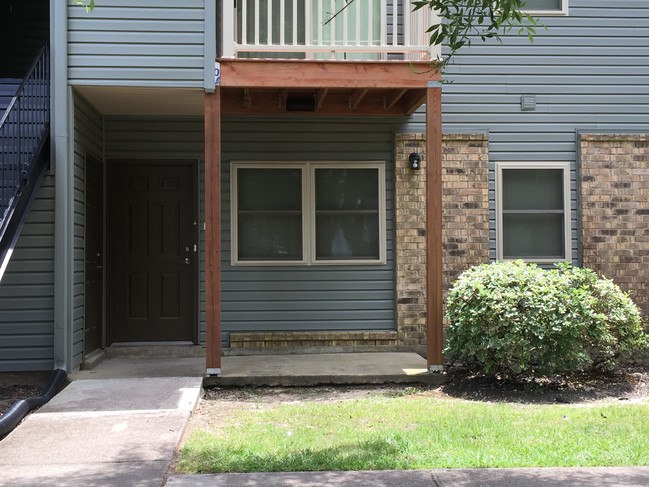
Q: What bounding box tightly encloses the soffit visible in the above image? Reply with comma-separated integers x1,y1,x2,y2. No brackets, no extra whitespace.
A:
74,86,204,117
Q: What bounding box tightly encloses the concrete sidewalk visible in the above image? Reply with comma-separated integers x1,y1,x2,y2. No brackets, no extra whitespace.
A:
167,467,649,487
0,376,202,487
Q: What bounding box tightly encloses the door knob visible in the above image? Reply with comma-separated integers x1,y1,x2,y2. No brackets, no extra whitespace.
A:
181,258,191,265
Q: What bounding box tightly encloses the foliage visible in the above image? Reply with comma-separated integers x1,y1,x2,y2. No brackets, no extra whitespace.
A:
328,0,539,71
71,0,95,13
445,261,648,377
414,0,538,69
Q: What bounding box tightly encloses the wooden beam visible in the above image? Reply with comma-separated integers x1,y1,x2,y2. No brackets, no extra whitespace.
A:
403,89,427,116
426,83,444,370
349,89,368,111
279,89,289,110
204,89,222,375
222,89,421,116
243,88,252,109
385,89,407,111
219,59,433,89
316,88,329,109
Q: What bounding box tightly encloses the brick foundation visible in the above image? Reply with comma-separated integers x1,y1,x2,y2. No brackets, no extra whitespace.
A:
229,331,398,350
394,132,490,350
580,133,649,316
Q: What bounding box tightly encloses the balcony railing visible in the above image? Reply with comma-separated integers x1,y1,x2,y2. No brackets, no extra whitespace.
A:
221,0,439,61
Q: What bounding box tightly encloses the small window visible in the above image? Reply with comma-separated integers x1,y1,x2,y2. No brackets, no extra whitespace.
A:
232,162,386,265
314,167,380,261
236,167,304,262
524,0,568,15
496,162,571,262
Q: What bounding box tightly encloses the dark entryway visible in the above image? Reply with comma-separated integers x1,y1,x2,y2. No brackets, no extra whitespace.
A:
107,161,197,343
84,153,103,355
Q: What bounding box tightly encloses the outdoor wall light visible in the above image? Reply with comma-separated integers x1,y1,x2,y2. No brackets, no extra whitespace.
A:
409,152,421,170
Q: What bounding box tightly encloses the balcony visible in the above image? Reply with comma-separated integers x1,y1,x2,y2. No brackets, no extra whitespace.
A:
206,2,445,373
217,1,441,116
221,0,439,61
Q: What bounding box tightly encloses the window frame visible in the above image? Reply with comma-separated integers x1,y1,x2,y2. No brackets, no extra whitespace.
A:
523,0,569,16
231,161,387,266
496,161,572,263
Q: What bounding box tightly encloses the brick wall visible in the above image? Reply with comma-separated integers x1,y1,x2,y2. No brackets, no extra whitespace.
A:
394,133,490,350
580,133,649,316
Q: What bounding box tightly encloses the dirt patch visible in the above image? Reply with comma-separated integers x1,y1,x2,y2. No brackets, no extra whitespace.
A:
0,373,50,418
0,384,43,417
199,364,649,406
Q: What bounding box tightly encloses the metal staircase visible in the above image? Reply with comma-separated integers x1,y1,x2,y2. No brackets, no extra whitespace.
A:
0,43,50,280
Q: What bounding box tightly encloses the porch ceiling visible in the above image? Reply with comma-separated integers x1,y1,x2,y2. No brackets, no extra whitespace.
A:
74,86,204,116
219,59,438,116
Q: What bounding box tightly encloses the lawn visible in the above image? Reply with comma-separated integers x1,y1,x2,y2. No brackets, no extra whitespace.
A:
176,388,649,473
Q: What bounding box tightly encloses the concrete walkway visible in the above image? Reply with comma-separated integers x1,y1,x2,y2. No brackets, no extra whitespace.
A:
167,467,649,487
0,376,202,487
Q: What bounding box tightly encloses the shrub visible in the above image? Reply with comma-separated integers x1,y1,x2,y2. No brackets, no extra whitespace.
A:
444,261,648,377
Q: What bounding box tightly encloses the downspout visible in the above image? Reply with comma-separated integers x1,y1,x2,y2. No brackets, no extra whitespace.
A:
51,0,73,371
0,369,67,438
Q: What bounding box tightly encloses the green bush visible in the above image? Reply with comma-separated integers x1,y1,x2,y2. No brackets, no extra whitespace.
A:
444,261,648,377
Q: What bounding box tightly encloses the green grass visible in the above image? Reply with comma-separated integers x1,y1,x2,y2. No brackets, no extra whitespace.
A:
177,396,649,473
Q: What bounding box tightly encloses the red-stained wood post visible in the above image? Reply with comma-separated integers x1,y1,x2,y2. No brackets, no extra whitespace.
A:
205,88,222,375
426,82,444,371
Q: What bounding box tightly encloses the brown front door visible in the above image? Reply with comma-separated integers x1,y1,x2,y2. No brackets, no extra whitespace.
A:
85,154,103,354
107,161,197,343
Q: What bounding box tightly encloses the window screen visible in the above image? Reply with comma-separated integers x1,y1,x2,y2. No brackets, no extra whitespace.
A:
499,166,569,261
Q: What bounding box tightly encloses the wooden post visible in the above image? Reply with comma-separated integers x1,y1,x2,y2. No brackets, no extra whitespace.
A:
426,82,444,370
205,88,222,375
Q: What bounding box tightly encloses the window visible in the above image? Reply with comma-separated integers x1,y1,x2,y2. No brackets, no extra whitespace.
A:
496,162,571,262
232,162,386,265
524,0,568,15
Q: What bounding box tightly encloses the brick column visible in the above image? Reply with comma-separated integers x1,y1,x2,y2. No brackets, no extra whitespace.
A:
580,133,649,316
394,133,490,351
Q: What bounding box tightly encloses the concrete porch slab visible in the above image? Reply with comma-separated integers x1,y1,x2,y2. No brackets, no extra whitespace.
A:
70,356,206,380
69,352,444,386
206,352,445,387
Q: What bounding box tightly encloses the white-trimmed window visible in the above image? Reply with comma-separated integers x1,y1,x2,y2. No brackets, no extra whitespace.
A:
231,161,386,265
524,0,568,15
496,162,571,263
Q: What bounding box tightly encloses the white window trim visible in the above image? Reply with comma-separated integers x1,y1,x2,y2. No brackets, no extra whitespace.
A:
524,0,569,16
496,161,572,263
231,161,387,266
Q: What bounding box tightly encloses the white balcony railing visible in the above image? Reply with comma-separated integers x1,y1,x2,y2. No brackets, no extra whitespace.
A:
222,0,440,61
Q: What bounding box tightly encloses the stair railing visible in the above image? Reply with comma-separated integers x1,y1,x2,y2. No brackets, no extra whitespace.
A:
0,42,50,227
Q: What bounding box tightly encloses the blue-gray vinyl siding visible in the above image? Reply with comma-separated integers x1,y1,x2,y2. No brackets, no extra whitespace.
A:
221,118,397,334
104,116,400,344
67,0,206,87
72,92,103,367
406,0,649,263
0,178,55,371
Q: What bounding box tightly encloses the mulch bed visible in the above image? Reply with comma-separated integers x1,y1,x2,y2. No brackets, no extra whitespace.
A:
0,384,44,418
439,364,649,404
